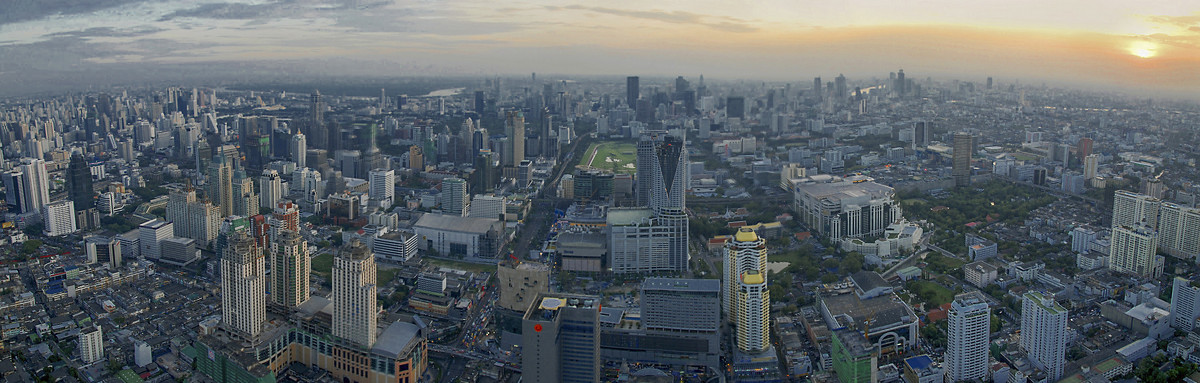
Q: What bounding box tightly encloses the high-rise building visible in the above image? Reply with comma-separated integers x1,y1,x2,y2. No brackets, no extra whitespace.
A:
1020,292,1068,381
86,236,122,268
333,240,377,347
953,132,973,187
724,228,767,316
440,177,469,216
726,96,746,119
474,90,485,113
138,219,173,260
1143,178,1166,199
259,170,283,210
167,187,221,245
291,132,307,168
231,171,256,217
735,270,770,353
945,292,990,382
79,325,104,364
636,131,687,212
68,153,94,210
1159,202,1200,259
468,194,505,220
208,154,234,217
1108,224,1163,279
270,230,310,308
1083,154,1099,180
1077,137,1094,159
4,158,50,215
1171,277,1200,331
368,169,395,208
831,329,878,383
503,111,525,167
609,131,689,274
522,293,601,383
310,90,323,127
43,200,77,236
408,145,424,171
626,76,639,108
220,231,266,339
1112,190,1160,229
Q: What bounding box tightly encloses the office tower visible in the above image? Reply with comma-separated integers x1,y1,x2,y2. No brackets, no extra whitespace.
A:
86,236,122,268
472,151,496,193
138,219,173,260
834,74,847,104
736,270,770,353
636,131,687,212
259,170,283,210
79,325,104,364
291,132,306,168
221,231,267,339
1020,292,1068,381
333,240,377,347
813,77,822,101
42,200,77,236
987,76,993,89
1171,277,1200,331
522,293,601,383
474,90,485,113
953,132,973,187
1112,190,1160,230
360,125,386,177
440,177,469,216
231,171,256,217
896,69,907,95
293,168,324,203
945,292,990,382
1083,154,1099,180
270,230,310,308
724,228,767,316
503,111,525,167
379,88,386,111
408,145,424,171
626,76,639,107
369,169,395,208
1077,137,1093,159
468,194,505,220
4,158,50,215
1108,224,1163,279
68,153,94,210
726,96,745,119
641,278,720,333
913,121,929,148
1159,202,1200,258
310,90,323,126
208,154,234,217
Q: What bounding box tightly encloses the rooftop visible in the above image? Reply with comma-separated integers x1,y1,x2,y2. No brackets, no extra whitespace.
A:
414,213,500,234
1025,291,1066,315
850,271,889,293
734,227,759,243
524,292,601,322
607,208,655,225
371,321,421,357
821,292,917,331
642,278,721,293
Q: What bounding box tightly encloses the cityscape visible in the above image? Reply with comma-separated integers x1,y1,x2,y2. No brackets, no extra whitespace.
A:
3,2,1200,383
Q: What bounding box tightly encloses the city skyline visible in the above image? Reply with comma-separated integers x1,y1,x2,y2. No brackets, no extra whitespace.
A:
1,1,1199,98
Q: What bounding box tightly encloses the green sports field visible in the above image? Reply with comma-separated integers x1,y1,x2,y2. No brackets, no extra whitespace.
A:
582,141,637,174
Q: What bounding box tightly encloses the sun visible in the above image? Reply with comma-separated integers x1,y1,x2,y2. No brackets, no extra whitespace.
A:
1129,40,1157,59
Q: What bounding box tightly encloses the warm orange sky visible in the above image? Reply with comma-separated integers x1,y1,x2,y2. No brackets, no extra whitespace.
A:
1,0,1198,96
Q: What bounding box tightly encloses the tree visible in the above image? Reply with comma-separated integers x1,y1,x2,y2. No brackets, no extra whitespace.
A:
21,239,43,255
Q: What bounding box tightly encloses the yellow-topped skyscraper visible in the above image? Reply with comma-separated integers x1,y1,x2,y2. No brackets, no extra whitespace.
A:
725,227,767,316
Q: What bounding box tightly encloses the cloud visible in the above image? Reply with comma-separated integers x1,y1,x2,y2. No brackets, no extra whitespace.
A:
547,5,758,33
1143,13,1200,30
0,0,147,25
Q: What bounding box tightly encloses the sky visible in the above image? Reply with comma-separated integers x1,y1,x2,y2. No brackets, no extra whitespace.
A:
0,0,1198,97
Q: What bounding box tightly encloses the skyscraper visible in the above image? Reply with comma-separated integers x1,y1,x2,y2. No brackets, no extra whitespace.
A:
270,230,310,308
626,76,639,108
1108,223,1163,278
369,169,395,208
474,90,485,113
953,132,973,187
221,231,266,339
813,77,823,101
231,171,256,217
726,96,746,119
1020,292,1067,381
291,132,307,168
945,292,990,382
310,90,323,127
636,131,687,212
1083,154,1099,180
68,153,94,210
259,170,283,210
1112,190,1160,229
138,219,173,260
1159,202,1200,259
208,153,234,217
4,158,50,215
522,293,601,383
735,270,770,353
1077,137,1093,159
503,111,525,167
440,177,469,216
333,240,377,347
1171,276,1200,331
725,228,767,316
166,186,221,245
43,200,77,236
